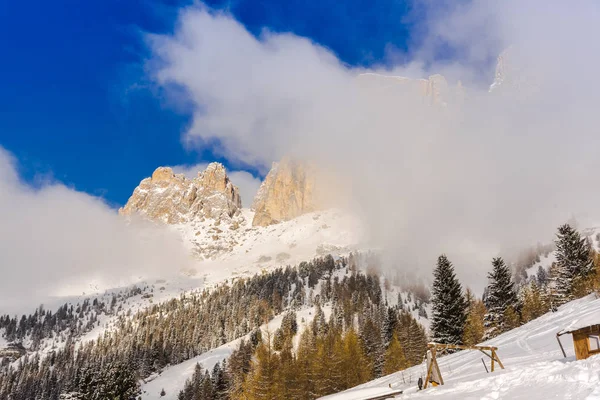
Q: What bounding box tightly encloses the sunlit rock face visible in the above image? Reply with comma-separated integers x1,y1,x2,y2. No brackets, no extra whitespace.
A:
251,157,318,227
119,163,242,224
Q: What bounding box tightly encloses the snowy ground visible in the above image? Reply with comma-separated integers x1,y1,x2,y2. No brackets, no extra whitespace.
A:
174,208,364,271
323,294,600,400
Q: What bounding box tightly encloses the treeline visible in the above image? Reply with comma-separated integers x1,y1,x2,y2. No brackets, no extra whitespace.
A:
175,254,428,400
177,303,427,400
1,254,427,399
430,223,600,346
0,301,101,352
0,285,148,352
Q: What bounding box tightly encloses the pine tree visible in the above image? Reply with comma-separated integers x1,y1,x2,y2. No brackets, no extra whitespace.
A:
536,265,548,286
521,281,548,323
462,288,486,346
381,307,398,349
314,329,344,396
359,316,384,377
430,255,467,344
242,332,280,400
295,328,318,398
483,257,518,339
383,332,408,375
552,224,593,305
341,329,372,388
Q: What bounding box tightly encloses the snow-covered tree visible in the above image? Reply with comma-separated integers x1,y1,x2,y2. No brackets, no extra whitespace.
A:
483,257,518,339
552,224,593,305
430,255,467,345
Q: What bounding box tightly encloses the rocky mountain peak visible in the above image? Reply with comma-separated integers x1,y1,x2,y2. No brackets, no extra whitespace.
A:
119,163,241,224
151,166,179,182
251,157,319,227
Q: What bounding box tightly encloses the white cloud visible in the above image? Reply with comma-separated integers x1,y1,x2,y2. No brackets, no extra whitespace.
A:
228,170,262,208
148,2,600,289
171,163,261,207
0,147,193,315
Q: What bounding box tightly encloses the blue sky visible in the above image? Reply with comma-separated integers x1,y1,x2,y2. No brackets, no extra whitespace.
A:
0,0,423,207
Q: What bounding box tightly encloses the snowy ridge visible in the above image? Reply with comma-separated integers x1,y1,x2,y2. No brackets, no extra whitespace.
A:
173,208,364,265
323,294,600,400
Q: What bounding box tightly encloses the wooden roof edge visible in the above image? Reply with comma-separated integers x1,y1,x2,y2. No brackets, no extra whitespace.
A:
557,323,600,336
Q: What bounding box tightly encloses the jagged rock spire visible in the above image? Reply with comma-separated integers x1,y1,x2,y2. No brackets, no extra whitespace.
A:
119,163,241,224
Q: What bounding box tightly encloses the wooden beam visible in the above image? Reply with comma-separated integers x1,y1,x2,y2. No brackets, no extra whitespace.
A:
427,343,499,351
424,349,434,389
364,390,404,400
421,342,505,390
478,349,493,359
433,355,444,385
493,349,505,370
556,333,567,358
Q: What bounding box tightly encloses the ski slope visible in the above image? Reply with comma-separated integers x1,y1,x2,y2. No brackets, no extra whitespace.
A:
323,294,600,400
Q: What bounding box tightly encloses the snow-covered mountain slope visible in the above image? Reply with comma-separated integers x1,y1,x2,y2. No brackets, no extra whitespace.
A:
138,263,429,400
323,294,600,400
174,208,363,265
0,207,364,367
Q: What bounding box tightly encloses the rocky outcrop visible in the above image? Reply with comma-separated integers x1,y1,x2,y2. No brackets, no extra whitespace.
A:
119,163,241,224
251,157,318,226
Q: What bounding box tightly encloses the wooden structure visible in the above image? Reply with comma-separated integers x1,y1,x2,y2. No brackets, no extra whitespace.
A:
556,324,600,360
423,343,504,389
364,390,404,400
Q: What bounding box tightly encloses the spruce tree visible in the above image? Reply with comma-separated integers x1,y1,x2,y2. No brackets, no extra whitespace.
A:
483,257,518,339
552,224,593,305
430,255,467,345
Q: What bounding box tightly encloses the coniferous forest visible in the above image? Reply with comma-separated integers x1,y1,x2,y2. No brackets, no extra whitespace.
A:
0,224,599,399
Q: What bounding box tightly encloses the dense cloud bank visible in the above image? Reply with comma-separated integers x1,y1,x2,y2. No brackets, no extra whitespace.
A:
149,1,600,287
0,147,192,314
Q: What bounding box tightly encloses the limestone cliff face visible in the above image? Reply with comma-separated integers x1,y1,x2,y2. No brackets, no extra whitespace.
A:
119,163,241,224
251,158,318,227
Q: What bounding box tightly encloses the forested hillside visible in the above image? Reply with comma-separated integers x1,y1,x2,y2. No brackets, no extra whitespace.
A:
0,254,429,400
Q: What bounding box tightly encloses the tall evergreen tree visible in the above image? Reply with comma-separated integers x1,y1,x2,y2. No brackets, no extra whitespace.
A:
430,255,467,345
552,224,593,305
483,257,518,339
